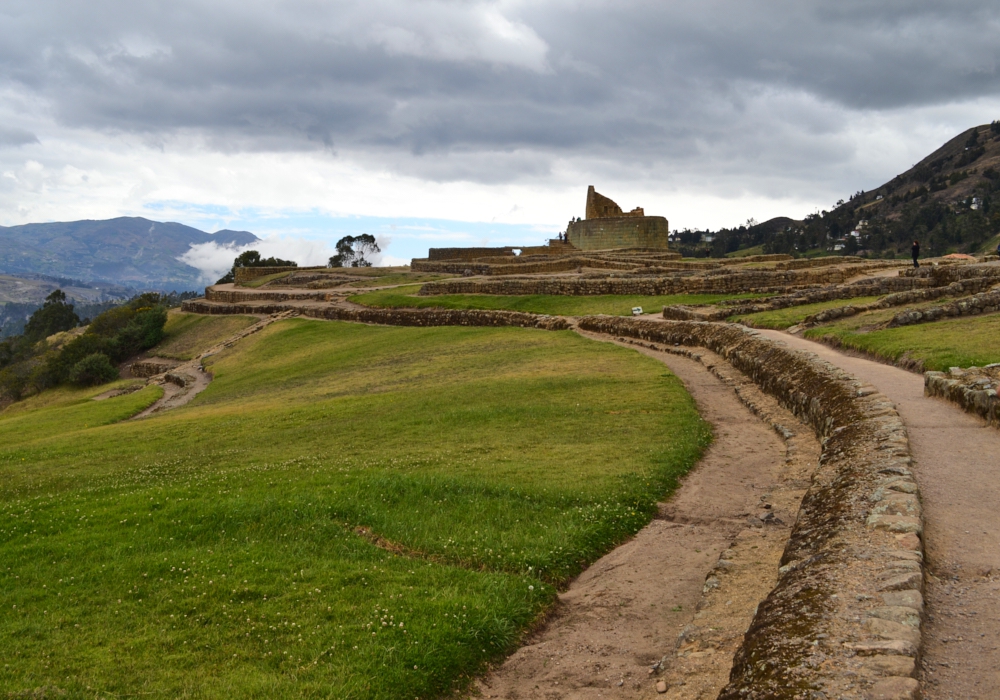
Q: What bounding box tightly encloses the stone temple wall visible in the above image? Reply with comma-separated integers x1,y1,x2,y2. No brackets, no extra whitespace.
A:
566,216,671,251
427,247,515,261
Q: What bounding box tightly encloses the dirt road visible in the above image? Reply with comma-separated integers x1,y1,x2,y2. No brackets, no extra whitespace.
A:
756,329,1000,699
476,339,818,699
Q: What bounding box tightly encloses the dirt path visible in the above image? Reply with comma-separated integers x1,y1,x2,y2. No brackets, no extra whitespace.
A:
130,311,296,419
755,328,1000,699
475,337,819,700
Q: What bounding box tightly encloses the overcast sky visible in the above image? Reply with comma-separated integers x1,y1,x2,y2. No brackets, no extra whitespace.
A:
2,0,1000,262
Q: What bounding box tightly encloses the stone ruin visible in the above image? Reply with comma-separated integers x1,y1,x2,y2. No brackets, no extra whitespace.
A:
413,186,671,265
568,186,670,251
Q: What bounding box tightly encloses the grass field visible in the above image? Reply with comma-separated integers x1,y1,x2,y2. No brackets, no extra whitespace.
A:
351,285,760,316
733,297,881,329
804,312,1000,370
0,316,710,698
152,311,259,360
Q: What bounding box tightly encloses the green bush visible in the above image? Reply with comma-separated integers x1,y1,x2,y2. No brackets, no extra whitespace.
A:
109,307,167,360
22,290,80,342
69,353,119,386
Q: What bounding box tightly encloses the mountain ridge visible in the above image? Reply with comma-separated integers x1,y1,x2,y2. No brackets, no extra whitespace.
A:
0,216,259,290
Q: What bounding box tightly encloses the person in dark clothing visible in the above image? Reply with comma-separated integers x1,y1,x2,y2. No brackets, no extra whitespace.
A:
911,240,920,268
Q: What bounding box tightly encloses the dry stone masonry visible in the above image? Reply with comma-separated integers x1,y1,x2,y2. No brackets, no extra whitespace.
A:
576,317,924,700
181,299,570,330
924,365,1000,428
419,268,856,297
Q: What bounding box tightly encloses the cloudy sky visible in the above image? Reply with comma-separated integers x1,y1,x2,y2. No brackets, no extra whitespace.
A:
2,0,1000,263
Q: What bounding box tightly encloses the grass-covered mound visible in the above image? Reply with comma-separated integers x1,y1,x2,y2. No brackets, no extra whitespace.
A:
804,312,1000,370
0,319,709,698
153,311,258,361
351,284,759,316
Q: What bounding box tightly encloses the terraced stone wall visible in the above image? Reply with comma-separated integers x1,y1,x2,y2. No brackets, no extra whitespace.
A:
775,256,863,270
900,263,1000,285
181,299,570,330
419,268,850,296
576,317,924,700
799,280,1000,327
206,287,333,303
924,367,1000,427
234,266,323,284
664,278,937,322
410,256,636,275
427,247,514,261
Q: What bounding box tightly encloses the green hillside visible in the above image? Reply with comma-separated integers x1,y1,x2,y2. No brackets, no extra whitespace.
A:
0,316,709,698
0,217,258,289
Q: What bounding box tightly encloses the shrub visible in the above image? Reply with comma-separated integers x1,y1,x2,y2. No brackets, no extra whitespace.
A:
23,290,80,343
69,353,119,386
217,251,297,284
109,307,168,361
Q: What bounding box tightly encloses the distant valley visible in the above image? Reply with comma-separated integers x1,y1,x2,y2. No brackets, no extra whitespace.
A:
0,217,258,291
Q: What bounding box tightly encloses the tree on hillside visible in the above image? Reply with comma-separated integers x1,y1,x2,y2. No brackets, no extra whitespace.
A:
216,250,298,284
23,290,80,343
328,234,380,268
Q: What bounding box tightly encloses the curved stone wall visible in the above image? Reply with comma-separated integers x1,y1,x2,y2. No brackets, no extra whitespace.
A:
419,268,851,297
181,299,570,330
576,317,924,700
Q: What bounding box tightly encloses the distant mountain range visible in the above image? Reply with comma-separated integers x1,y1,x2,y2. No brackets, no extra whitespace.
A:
0,217,259,290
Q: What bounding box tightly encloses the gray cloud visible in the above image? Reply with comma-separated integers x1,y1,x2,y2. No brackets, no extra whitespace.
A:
1,0,999,195
0,126,38,148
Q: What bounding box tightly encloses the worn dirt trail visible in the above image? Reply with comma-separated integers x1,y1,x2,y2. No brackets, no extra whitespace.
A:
756,328,1000,700
475,339,817,699
130,311,296,419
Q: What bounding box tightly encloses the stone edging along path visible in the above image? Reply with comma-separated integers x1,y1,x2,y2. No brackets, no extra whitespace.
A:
577,317,925,700
924,366,1000,428
181,297,926,698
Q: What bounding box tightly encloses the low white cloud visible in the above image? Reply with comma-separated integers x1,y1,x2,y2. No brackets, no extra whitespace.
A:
177,234,393,284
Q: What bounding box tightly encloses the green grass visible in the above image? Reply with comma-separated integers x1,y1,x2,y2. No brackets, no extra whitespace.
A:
978,233,1000,255
725,245,765,258
733,297,881,330
345,273,456,289
153,311,259,360
351,285,760,316
804,312,1000,370
243,272,294,288
0,319,709,698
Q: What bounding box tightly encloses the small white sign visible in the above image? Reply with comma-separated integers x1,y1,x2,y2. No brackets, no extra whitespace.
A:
631,307,643,316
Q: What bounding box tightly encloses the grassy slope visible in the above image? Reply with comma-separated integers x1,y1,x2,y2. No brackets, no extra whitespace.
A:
152,311,258,360
733,297,881,329
0,319,709,698
351,285,759,316
243,271,294,288
804,312,1000,370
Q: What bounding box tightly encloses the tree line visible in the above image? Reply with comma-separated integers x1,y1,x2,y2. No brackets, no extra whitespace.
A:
0,291,176,403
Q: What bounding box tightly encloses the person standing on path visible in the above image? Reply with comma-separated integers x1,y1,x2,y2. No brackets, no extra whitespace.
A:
912,240,920,268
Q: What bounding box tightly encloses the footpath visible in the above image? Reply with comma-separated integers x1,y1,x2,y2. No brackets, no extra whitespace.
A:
477,338,820,699
757,329,1000,699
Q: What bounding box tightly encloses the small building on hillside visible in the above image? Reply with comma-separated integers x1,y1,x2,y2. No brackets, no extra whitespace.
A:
566,186,670,251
